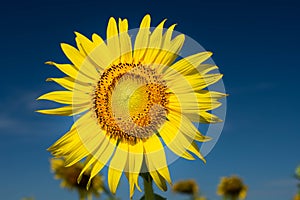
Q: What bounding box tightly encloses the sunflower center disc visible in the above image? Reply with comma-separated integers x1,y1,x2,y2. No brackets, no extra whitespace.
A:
94,63,169,142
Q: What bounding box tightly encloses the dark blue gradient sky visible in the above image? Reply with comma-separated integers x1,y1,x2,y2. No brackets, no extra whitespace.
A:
0,0,299,199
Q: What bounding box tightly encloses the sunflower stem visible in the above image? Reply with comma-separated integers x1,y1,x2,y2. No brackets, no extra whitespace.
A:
78,194,85,200
143,173,154,200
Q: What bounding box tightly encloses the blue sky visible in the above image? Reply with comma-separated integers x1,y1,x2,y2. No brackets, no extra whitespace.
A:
0,0,299,199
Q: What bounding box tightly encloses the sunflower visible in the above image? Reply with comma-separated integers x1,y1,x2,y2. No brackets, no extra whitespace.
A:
50,158,104,200
38,14,226,198
21,198,35,200
296,165,300,180
217,175,247,200
172,179,199,195
294,194,300,200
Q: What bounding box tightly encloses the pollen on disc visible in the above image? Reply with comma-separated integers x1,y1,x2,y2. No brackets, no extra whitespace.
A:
94,63,169,143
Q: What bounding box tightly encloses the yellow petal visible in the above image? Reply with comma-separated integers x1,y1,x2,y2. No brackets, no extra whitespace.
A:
88,38,113,70
86,160,105,189
118,18,128,33
48,125,77,153
77,58,101,81
74,112,108,155
149,170,167,191
108,168,123,194
74,32,105,80
155,34,185,67
168,92,222,112
45,61,78,79
143,19,166,63
60,43,85,69
107,17,120,63
134,14,151,63
167,110,210,142
36,105,86,116
37,91,72,104
197,90,227,100
75,32,96,55
186,73,223,90
156,166,172,185
78,136,117,184
167,92,199,113
92,136,116,164
143,134,169,174
164,66,197,95
46,77,74,91
118,18,133,63
48,126,89,166
167,72,223,93
124,141,143,197
90,160,105,179
178,64,219,77
72,79,94,94
160,112,206,162
64,146,89,167
154,24,177,69
108,142,128,193
159,119,195,160
78,156,97,183
125,172,141,198
197,64,219,74
199,111,223,123
149,19,166,49
162,24,176,49
187,141,206,163
187,111,222,123
165,51,213,77
199,101,222,111
127,140,143,174
38,90,91,106
176,113,211,142
92,33,105,45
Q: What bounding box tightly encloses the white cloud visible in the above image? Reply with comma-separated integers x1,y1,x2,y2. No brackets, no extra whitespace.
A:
230,81,277,94
264,178,297,187
0,115,19,129
0,89,70,135
249,178,297,199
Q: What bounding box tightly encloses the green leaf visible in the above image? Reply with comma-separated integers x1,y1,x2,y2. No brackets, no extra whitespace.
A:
140,193,167,200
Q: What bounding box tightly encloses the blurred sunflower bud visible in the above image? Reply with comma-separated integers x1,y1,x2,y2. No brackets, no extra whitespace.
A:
173,179,199,196
294,193,300,200
194,197,207,200
217,175,247,200
295,166,300,180
50,158,104,199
